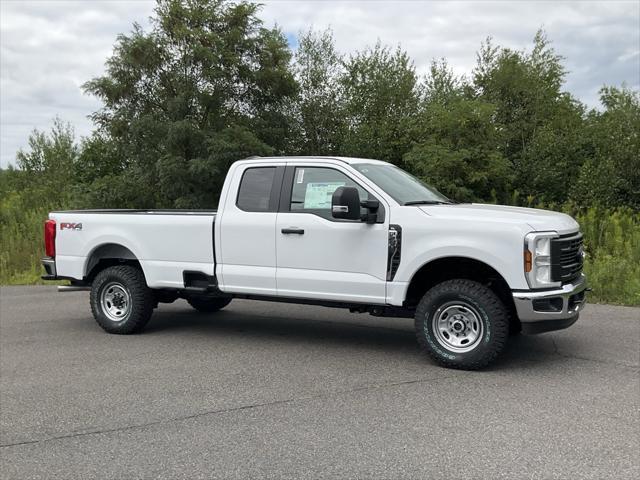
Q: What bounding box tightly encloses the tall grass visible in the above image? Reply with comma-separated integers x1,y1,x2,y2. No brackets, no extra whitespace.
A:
1,201,638,305
572,207,640,305
0,193,54,284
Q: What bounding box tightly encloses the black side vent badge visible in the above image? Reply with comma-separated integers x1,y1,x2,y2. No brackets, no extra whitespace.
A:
387,224,402,281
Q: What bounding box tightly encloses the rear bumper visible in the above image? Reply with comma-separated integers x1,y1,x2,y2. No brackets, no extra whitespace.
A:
41,257,85,286
512,274,588,334
41,257,57,280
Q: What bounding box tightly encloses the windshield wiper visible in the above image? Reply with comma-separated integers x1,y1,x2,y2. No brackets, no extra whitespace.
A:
403,200,453,206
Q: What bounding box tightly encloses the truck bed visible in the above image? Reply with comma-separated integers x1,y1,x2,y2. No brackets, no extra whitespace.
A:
50,210,217,289
51,209,217,215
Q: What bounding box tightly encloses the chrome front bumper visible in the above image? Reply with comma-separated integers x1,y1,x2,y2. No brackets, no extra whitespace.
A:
512,275,588,334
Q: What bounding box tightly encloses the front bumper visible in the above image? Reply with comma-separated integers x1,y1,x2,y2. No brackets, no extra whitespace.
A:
512,274,588,334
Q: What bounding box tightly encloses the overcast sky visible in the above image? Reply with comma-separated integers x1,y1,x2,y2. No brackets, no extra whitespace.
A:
1,0,639,168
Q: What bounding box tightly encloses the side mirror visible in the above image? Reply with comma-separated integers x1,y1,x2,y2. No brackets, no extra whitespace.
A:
331,186,361,220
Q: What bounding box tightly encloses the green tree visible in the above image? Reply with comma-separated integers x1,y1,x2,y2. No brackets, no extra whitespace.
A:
15,118,77,208
571,86,640,210
473,30,585,201
340,42,419,163
421,59,463,106
82,0,296,208
406,61,511,202
291,28,345,155
517,95,587,204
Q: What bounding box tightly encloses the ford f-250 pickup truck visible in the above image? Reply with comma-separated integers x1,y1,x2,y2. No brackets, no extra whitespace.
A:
41,156,588,369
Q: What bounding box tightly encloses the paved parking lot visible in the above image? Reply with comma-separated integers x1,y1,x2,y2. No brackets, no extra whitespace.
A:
1,286,639,479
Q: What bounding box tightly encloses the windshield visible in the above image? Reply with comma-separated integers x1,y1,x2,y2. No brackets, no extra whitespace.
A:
352,163,451,205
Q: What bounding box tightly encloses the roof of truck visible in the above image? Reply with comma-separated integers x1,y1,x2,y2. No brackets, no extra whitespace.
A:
240,156,391,165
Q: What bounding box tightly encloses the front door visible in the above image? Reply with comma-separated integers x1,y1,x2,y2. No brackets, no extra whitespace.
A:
275,164,388,304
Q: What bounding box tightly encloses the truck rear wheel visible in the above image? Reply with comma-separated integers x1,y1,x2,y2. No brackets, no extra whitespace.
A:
415,279,509,370
90,265,154,334
187,296,232,313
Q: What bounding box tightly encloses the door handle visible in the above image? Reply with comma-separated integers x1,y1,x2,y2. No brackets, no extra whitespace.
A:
281,228,305,235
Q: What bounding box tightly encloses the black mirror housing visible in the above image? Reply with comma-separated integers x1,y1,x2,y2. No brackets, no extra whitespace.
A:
331,186,361,220
361,198,379,224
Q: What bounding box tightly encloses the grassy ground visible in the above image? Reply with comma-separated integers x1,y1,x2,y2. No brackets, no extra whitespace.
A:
1,205,638,305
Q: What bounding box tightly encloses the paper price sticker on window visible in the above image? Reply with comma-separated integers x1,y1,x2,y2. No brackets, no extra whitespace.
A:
304,182,345,209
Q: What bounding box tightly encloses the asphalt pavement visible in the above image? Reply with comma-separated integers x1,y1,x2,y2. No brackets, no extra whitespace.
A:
1,286,639,479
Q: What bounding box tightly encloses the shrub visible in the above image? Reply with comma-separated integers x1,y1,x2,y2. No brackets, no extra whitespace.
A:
572,207,640,305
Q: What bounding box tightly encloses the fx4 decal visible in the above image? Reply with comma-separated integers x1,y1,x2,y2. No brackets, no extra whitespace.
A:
60,222,83,231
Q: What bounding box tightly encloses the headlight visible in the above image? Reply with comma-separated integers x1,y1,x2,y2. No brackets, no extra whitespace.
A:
524,232,561,289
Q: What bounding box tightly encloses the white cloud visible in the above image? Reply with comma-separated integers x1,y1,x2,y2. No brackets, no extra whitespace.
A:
1,0,155,167
1,0,638,167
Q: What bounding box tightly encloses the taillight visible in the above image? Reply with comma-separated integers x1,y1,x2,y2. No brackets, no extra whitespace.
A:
44,219,56,257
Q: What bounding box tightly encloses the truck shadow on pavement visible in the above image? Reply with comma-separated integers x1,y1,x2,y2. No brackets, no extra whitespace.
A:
142,303,565,371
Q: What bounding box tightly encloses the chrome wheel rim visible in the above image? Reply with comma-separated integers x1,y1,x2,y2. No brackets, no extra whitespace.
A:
432,301,484,353
100,282,131,322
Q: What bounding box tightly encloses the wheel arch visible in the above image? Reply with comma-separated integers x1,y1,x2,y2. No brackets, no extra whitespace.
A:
404,256,518,328
84,243,144,282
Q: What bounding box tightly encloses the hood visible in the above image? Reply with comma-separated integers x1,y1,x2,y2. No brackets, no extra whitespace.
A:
418,203,579,234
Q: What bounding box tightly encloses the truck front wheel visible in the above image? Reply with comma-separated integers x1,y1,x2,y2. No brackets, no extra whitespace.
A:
90,265,154,334
415,279,509,370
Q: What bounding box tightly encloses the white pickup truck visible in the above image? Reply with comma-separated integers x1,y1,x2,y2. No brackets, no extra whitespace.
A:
42,156,588,369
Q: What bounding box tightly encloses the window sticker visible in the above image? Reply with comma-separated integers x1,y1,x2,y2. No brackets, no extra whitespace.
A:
296,169,305,183
304,182,345,209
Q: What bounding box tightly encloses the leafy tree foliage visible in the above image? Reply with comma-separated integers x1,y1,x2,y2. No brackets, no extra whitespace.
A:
291,29,345,155
570,86,640,210
406,100,511,202
340,43,419,163
3,4,638,212
473,31,567,160
82,0,296,207
472,31,587,201
405,61,511,202
14,118,77,208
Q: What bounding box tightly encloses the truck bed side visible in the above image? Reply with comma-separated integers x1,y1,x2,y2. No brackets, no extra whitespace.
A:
50,210,216,289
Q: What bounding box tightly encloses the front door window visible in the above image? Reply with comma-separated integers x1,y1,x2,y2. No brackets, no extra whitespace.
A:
289,167,369,220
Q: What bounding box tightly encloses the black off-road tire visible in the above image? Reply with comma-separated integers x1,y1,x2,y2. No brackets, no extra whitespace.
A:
187,296,232,313
90,265,155,334
415,279,509,370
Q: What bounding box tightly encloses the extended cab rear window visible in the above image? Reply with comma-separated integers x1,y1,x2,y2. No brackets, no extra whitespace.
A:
236,167,276,212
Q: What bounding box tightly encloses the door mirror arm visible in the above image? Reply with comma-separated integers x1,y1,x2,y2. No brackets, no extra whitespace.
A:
360,199,379,224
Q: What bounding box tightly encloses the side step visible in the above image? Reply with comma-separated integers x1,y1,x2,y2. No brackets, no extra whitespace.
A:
183,271,218,293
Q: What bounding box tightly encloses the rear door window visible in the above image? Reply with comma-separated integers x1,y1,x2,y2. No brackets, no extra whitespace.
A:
236,167,276,212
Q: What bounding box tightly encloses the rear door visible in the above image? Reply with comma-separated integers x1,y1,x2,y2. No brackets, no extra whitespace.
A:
218,163,284,295
275,163,389,304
